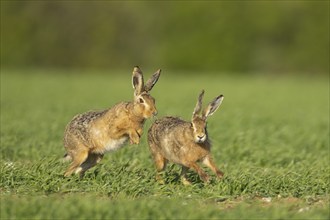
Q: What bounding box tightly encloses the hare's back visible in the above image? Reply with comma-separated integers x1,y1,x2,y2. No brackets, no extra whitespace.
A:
149,116,190,138
66,110,108,134
155,116,186,127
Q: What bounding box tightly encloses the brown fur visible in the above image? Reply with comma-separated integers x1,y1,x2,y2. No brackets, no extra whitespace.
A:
147,90,224,185
63,67,161,177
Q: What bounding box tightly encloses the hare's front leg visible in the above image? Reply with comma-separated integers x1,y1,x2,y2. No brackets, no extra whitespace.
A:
128,128,142,145
186,162,210,183
202,155,224,178
180,166,192,185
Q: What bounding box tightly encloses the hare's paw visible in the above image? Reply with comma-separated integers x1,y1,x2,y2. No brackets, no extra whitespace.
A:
130,137,140,145
156,173,165,185
200,173,211,183
129,130,140,145
181,176,192,186
129,128,143,145
216,170,224,179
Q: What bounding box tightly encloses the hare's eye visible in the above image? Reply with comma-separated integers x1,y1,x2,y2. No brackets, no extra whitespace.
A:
139,98,144,103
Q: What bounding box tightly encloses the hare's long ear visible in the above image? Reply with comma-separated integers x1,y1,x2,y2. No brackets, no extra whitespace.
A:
132,66,144,96
144,69,161,92
193,90,205,117
203,95,224,119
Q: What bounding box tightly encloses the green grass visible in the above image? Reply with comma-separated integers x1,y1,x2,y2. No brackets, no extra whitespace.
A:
1,69,329,219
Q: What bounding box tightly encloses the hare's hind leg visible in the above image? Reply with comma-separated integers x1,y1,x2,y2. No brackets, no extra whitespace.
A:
149,145,167,183
64,148,89,177
79,153,104,177
202,155,224,179
152,153,167,183
154,154,168,183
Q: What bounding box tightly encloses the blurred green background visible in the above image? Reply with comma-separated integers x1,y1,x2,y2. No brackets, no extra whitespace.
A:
1,1,329,74
1,2,329,218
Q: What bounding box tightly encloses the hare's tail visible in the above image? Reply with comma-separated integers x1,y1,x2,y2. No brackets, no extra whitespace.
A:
61,153,72,163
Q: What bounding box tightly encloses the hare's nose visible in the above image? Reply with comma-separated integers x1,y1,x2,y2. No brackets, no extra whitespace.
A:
153,110,158,116
198,135,205,139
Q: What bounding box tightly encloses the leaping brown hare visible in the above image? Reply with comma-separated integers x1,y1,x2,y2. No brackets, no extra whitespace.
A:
148,90,224,185
63,66,161,177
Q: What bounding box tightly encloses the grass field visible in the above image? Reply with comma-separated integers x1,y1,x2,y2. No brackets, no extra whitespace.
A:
1,69,329,219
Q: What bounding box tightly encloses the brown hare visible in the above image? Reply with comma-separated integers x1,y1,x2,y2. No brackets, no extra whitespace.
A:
148,90,224,185
63,66,161,177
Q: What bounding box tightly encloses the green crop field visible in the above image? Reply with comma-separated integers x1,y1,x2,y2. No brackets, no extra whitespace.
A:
1,70,329,219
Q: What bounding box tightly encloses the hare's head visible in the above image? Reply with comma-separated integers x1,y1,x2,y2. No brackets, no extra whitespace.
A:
191,90,224,143
132,66,161,119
